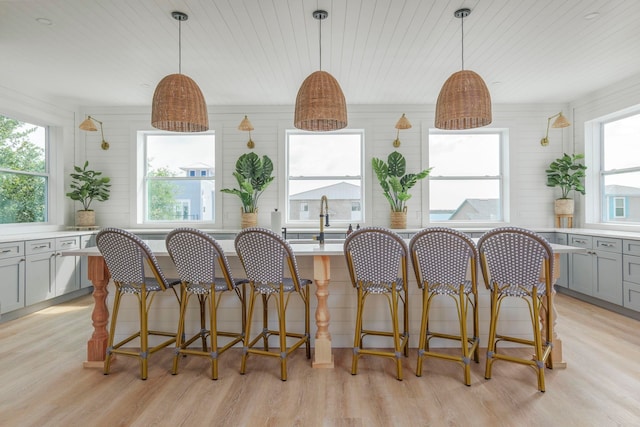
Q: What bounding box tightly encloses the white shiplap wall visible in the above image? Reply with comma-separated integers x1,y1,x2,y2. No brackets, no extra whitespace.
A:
76,103,571,231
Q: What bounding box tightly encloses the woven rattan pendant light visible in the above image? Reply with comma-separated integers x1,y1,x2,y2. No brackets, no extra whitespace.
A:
435,8,491,130
294,10,347,132
152,11,208,132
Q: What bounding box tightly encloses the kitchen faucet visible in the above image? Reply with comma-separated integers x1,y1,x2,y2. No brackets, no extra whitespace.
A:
317,195,330,245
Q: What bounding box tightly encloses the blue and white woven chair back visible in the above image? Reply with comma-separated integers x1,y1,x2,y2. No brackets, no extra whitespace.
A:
235,227,300,284
478,227,553,292
97,227,170,288
410,227,477,288
166,228,233,288
344,227,408,285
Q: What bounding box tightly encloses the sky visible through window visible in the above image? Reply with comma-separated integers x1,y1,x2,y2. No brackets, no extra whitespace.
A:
146,134,214,176
603,114,640,182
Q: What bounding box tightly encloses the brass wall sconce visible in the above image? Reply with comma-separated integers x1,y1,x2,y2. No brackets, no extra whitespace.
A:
393,113,411,147
238,115,255,149
540,112,571,146
79,115,109,150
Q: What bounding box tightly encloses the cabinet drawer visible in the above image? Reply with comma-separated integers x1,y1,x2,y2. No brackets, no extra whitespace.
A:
569,235,592,249
623,281,640,312
0,241,24,260
623,239,640,256
594,237,621,253
26,239,55,255
555,233,568,245
56,236,80,251
623,255,640,284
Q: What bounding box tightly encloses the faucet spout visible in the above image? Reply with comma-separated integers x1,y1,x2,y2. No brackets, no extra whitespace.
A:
318,195,329,245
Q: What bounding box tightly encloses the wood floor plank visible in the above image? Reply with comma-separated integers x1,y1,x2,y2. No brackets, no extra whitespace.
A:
1,294,639,426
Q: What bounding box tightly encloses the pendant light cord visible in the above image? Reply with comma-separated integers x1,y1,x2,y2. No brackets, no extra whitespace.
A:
319,16,322,71
178,19,182,74
461,14,465,70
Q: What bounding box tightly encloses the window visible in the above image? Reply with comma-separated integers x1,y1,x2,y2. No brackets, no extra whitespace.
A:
600,112,640,223
428,131,504,222
613,197,626,218
287,131,363,224
141,132,215,223
0,114,48,224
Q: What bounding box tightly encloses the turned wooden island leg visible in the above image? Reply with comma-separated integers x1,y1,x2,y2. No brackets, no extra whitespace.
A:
83,255,111,368
540,253,566,369
312,255,334,368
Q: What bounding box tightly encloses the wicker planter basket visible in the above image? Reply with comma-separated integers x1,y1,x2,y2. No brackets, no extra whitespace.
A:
390,210,407,229
241,210,258,229
76,210,96,227
554,199,575,215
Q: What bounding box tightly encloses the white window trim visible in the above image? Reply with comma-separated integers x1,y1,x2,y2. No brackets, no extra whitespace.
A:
132,127,219,228
284,129,365,227
425,128,509,226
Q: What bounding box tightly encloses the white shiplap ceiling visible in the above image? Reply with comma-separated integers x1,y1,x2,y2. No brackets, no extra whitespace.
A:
1,0,639,108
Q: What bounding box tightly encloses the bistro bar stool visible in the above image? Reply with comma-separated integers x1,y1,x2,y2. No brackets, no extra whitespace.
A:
409,227,480,386
96,228,180,380
234,227,311,381
477,227,554,392
165,228,247,380
344,226,409,380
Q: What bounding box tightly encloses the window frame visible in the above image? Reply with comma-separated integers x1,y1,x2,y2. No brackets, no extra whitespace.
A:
427,128,508,224
0,114,50,225
588,108,640,227
135,130,217,227
285,129,365,226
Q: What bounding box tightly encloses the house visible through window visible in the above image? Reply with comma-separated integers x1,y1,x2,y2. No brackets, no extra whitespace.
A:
286,131,363,224
0,114,48,224
141,132,215,223
600,111,640,223
613,197,626,218
428,131,505,222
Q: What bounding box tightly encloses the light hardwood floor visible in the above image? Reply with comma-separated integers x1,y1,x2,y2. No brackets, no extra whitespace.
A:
1,293,639,427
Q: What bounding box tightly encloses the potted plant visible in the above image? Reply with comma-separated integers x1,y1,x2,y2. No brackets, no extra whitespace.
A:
221,152,275,228
66,160,111,227
546,153,587,218
372,151,431,229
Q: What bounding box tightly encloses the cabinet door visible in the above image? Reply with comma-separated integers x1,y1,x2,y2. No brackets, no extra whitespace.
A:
25,251,56,305
594,250,623,304
55,252,79,296
55,236,80,296
555,233,568,287
569,251,593,295
79,235,95,289
623,282,640,311
0,256,26,314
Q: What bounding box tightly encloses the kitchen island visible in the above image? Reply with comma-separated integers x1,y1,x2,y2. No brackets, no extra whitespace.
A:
65,239,581,370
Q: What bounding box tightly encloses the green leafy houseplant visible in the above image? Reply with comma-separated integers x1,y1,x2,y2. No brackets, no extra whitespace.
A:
221,152,275,213
545,153,587,199
66,160,111,211
372,151,432,212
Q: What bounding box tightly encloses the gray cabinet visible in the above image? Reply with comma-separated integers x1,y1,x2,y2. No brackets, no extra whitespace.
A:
25,237,80,306
623,239,640,311
55,236,80,296
0,241,26,314
568,234,623,305
79,234,95,289
25,239,56,305
554,233,568,288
